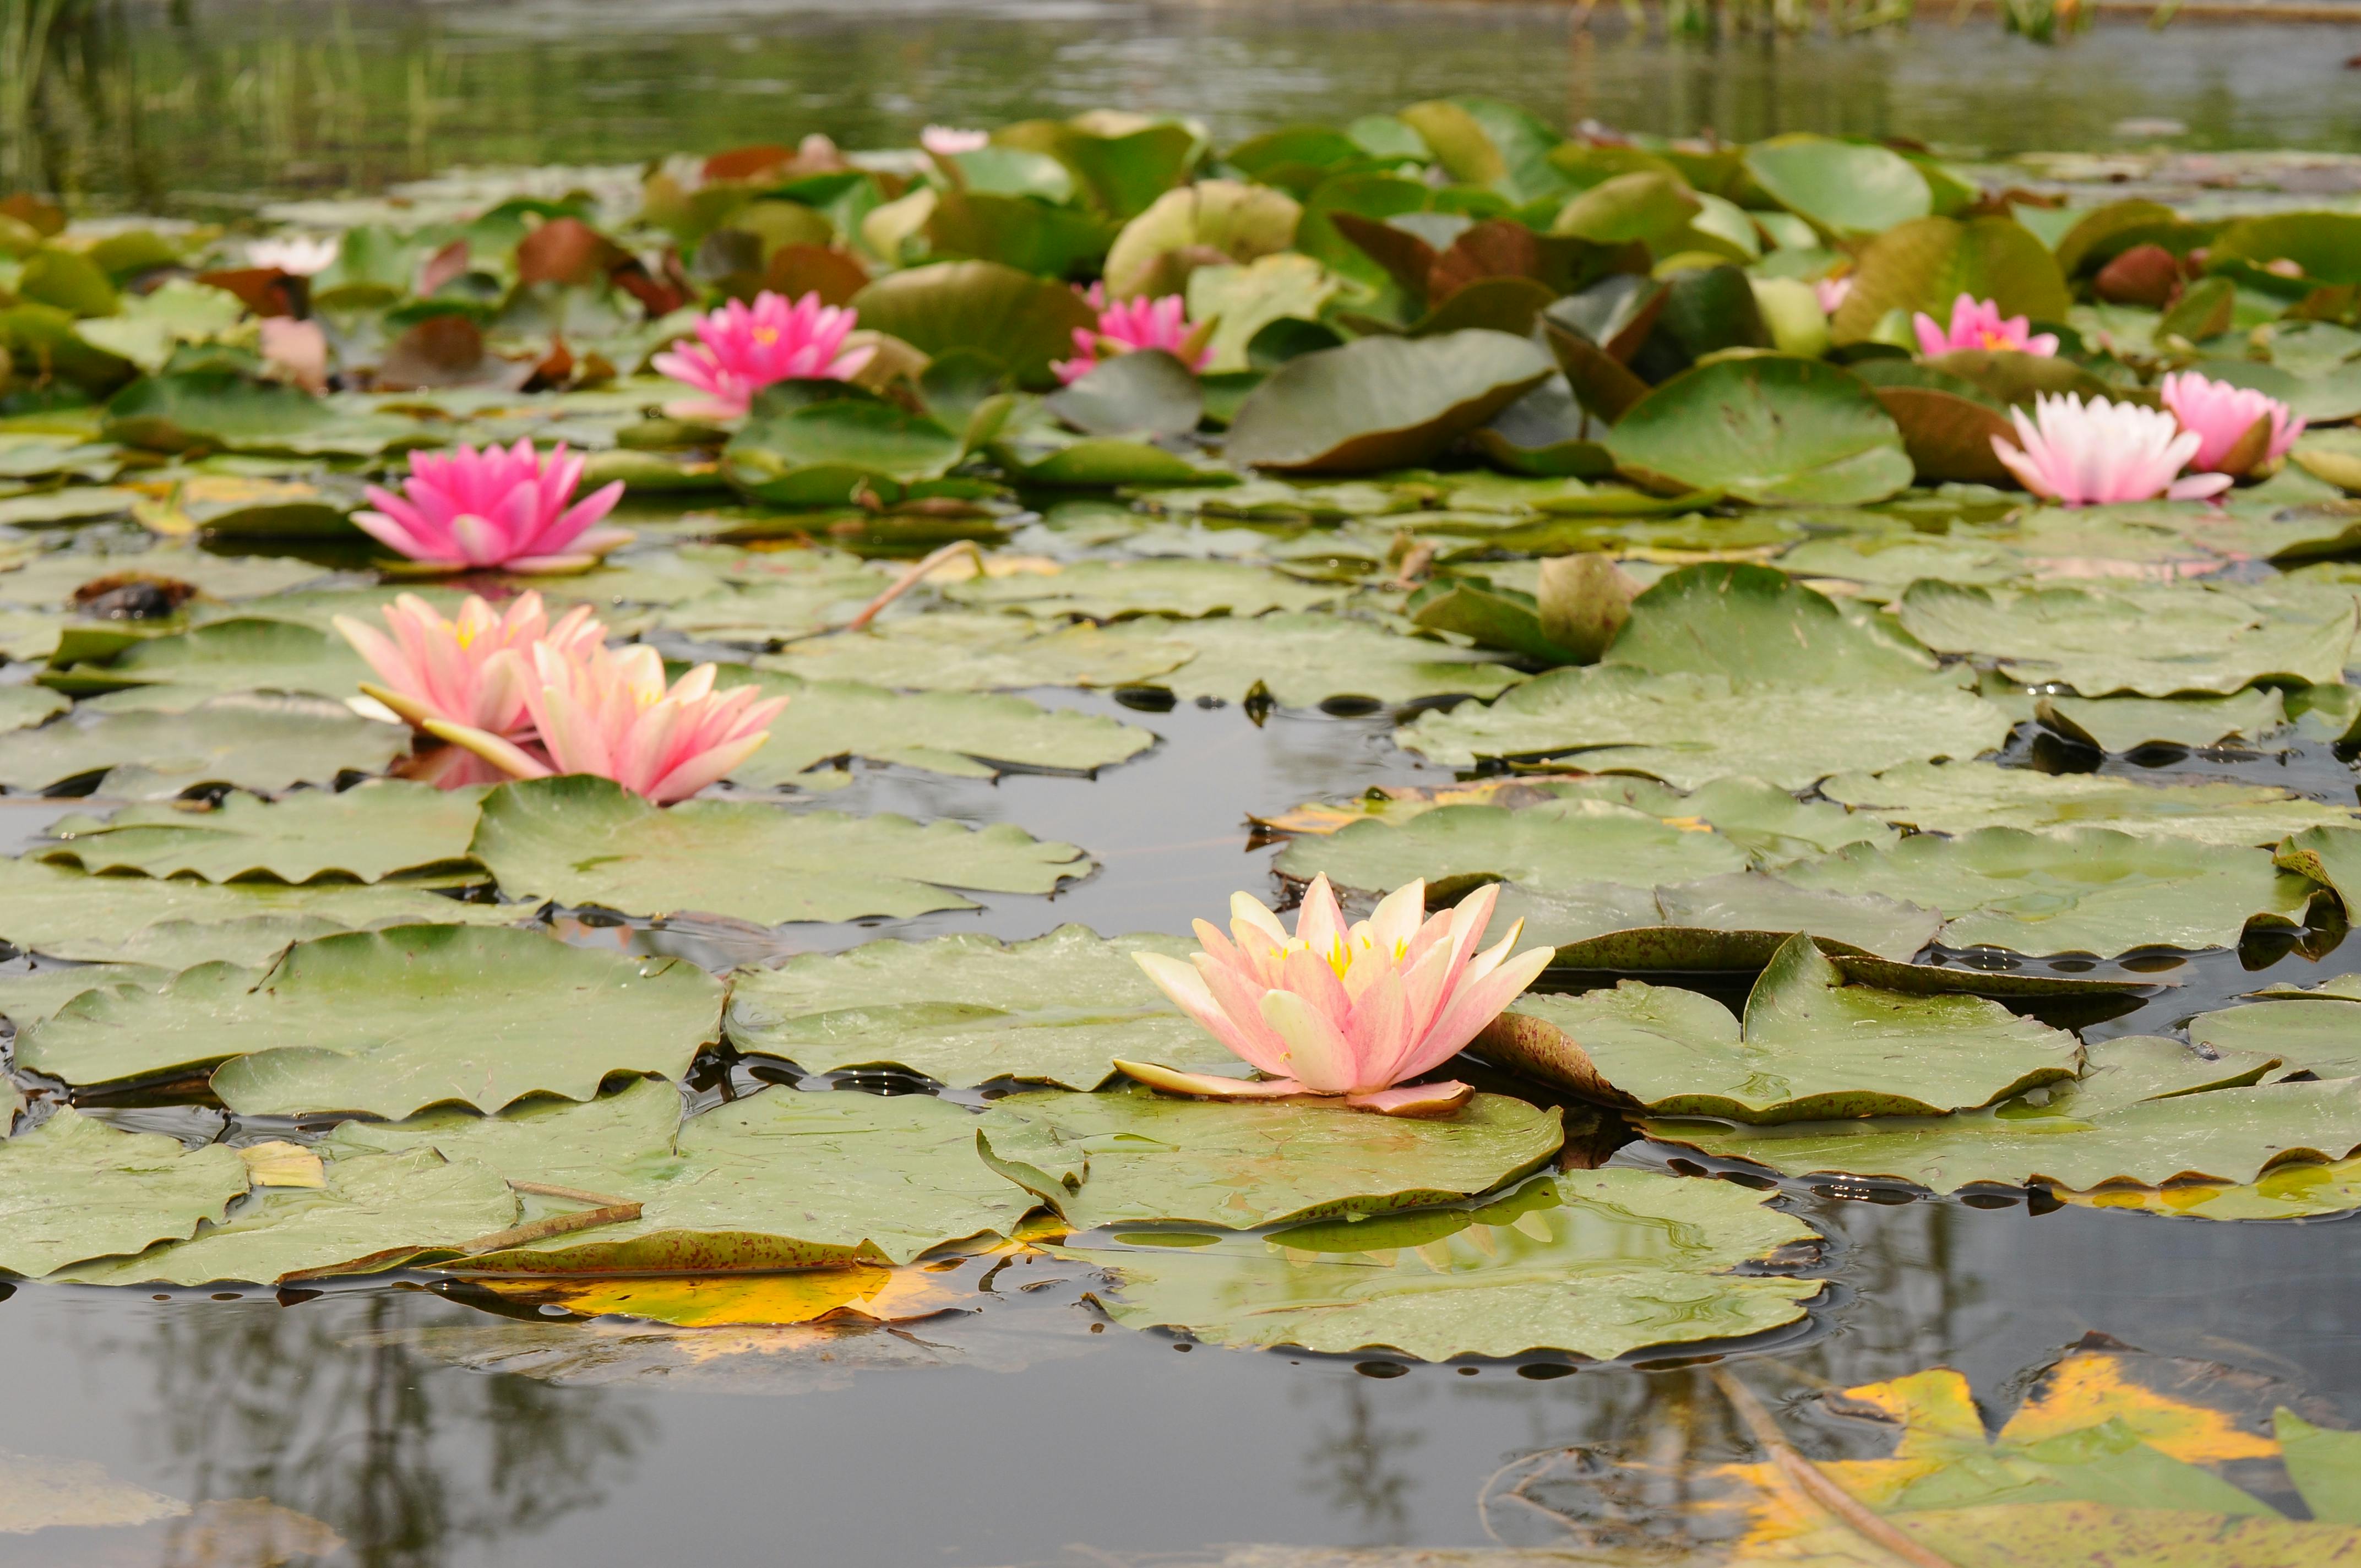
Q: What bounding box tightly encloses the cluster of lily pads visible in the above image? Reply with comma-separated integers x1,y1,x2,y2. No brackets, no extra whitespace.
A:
1,101,2360,1387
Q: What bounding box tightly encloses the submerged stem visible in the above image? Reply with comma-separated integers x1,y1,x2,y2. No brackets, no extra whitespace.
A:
842,538,985,633
1711,1368,1960,1568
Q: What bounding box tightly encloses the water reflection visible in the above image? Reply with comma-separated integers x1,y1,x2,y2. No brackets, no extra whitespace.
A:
12,1,2361,209
69,1290,650,1567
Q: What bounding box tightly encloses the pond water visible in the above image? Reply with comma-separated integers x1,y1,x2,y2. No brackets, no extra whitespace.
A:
6,684,2361,1565
23,0,2361,211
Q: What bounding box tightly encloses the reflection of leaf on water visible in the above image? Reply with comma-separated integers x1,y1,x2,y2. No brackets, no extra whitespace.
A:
0,1450,187,1534
388,1251,1107,1393
1479,1335,2361,1564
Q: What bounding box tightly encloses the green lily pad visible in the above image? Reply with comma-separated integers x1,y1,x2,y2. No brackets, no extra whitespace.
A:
1100,612,1527,706
655,571,903,646
847,262,1098,389
2037,690,2288,753
0,685,67,731
1778,827,2316,956
977,1088,1563,1231
1102,179,1301,301
1060,1167,1821,1362
722,397,964,508
1895,579,2355,696
1478,933,2079,1122
1832,216,2071,343
57,1147,518,1287
1647,1035,2361,1194
0,853,518,964
2281,1412,2361,1522
100,371,340,454
2188,994,2361,1081
1504,871,1942,966
708,667,1152,786
1394,665,2014,790
945,558,1342,620
1604,357,1913,508
412,1084,1037,1271
0,962,172,1027
1275,799,1752,900
1743,135,1931,239
1222,330,1552,475
1821,761,2358,848
469,775,1090,924
754,612,1192,691
33,780,483,884
0,1108,251,1279
2272,825,2361,919
0,694,409,796
19,924,722,1117
724,926,1242,1089
1606,562,1962,690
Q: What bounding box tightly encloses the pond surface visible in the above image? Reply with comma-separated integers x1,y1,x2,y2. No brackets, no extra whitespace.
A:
6,687,2361,1566
23,0,2361,211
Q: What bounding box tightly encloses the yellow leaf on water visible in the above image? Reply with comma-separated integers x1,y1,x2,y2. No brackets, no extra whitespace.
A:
1997,1352,2280,1463
236,1140,324,1189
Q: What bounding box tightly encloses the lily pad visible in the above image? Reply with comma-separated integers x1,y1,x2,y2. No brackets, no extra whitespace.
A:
33,780,483,884
1100,612,1527,706
976,1087,1563,1231
1779,826,2315,956
1394,665,2015,790
0,1108,250,1279
0,694,409,796
1060,1167,1821,1362
20,924,723,1115
1743,135,1931,239
1822,761,2358,848
422,1085,1038,1271
847,261,1097,389
469,775,1090,924
1477,933,2079,1121
58,1147,518,1287
1648,1035,2361,1194
0,685,67,731
709,668,1153,786
722,396,964,509
1832,215,2072,342
1222,330,1552,475
754,613,1192,692
1895,579,2356,696
1504,871,1943,966
945,558,1342,620
2188,993,2361,1081
1275,799,1753,897
2037,689,2288,753
1606,562,1962,690
724,926,1240,1089
1603,357,1913,508
0,853,517,964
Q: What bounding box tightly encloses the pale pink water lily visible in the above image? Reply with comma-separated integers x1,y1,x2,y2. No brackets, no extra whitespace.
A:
1992,393,2233,506
246,235,339,276
429,641,787,805
333,590,604,738
2158,370,2305,475
356,439,630,574
1913,293,2059,359
1117,876,1554,1118
1814,275,1853,315
652,290,877,420
1052,285,1213,384
921,125,989,156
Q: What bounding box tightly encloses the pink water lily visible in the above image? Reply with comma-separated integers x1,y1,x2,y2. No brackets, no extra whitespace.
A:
333,590,604,738
429,641,787,804
1052,285,1212,384
1118,876,1554,1118
357,439,630,574
1992,393,2233,507
1913,293,2059,359
652,290,877,420
921,126,989,156
1814,275,1853,315
2159,371,2305,476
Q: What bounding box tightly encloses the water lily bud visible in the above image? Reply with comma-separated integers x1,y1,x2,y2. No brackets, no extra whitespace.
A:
2093,244,2182,308
1748,276,1832,360
1537,552,1638,662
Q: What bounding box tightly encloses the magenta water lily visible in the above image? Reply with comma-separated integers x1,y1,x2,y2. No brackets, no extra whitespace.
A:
1913,293,2059,358
2159,371,2305,476
1118,876,1553,1118
356,439,630,574
654,288,876,420
1053,286,1212,384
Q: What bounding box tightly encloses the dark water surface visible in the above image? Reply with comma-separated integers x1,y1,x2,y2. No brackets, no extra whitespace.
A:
21,0,2361,211
6,690,2361,1565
